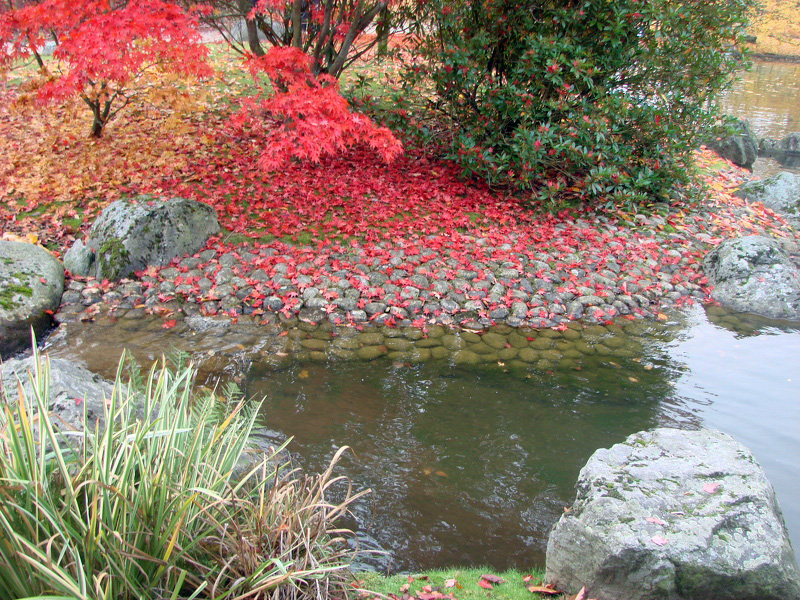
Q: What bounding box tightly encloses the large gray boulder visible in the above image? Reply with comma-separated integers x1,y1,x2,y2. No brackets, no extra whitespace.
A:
707,119,758,169
65,196,219,280
734,171,800,219
703,235,800,320
546,428,800,600
0,241,65,358
0,355,111,435
779,132,800,153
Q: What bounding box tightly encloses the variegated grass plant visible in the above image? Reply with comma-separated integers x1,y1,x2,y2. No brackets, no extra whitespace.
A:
0,349,367,600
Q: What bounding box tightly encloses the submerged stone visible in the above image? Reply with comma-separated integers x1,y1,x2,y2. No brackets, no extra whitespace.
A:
357,345,387,361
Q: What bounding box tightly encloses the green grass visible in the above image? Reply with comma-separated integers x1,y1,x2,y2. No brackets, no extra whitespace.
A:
356,567,559,600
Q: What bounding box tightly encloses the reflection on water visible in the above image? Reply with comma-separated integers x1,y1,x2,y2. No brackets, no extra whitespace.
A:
44,306,800,572
247,306,800,572
720,59,800,177
722,60,800,139
250,357,673,570
662,307,800,550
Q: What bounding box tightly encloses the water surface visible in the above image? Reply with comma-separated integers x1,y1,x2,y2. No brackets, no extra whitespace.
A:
246,306,800,571
721,59,800,177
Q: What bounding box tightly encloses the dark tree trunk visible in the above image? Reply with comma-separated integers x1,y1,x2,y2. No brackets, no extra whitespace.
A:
238,0,265,55
376,7,390,56
90,120,103,137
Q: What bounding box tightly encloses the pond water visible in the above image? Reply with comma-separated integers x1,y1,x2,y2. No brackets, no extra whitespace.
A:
45,305,800,572
720,59,800,177
247,307,800,572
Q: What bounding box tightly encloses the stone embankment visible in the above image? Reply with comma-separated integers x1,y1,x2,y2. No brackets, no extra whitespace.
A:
54,235,711,333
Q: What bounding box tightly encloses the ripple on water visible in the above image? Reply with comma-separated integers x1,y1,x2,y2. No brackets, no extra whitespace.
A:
43,305,800,572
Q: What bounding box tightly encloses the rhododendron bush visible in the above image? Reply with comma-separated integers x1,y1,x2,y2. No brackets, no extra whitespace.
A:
376,0,757,208
0,0,212,137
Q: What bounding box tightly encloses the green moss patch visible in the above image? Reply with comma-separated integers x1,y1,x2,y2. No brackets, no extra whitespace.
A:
96,238,130,280
0,282,33,310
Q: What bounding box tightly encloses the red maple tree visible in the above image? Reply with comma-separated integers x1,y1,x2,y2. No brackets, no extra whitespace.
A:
0,0,212,137
233,46,402,171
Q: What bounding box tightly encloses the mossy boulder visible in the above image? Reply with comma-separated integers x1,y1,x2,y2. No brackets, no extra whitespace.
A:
703,235,800,321
734,171,800,220
66,196,220,281
0,241,64,358
547,429,800,600
707,118,758,169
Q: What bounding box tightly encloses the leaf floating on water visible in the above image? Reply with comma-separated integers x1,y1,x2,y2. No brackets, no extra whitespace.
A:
628,376,639,382
702,482,719,494
422,467,432,476
161,319,176,329
435,470,448,478
298,369,309,379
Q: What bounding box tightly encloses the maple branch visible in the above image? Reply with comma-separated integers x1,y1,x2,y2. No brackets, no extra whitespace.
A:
311,0,335,66
258,15,285,47
328,0,387,77
236,0,265,55
340,35,382,71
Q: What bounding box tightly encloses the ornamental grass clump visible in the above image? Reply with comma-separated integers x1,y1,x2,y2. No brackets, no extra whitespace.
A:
0,350,366,600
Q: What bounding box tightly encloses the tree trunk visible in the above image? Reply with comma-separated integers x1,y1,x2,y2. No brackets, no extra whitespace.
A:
376,7,390,57
90,120,103,137
291,0,303,48
238,0,265,55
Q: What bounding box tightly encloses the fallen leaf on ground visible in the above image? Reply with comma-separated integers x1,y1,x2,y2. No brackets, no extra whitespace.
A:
477,579,493,590
570,587,587,600
702,482,719,494
444,579,457,589
646,516,667,526
526,583,561,595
